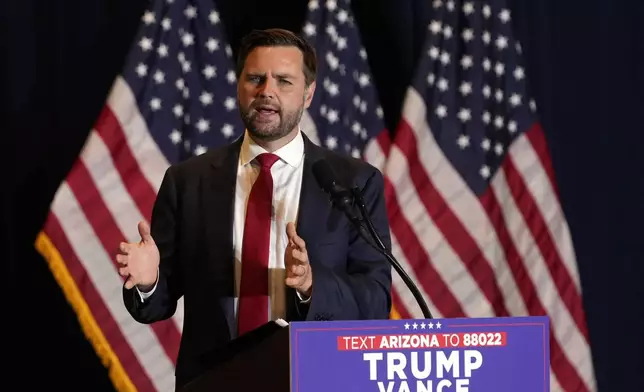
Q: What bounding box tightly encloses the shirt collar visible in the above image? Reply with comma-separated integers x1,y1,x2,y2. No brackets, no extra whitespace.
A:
239,128,305,168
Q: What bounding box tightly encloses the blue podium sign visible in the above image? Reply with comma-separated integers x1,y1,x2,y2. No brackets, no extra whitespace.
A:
289,316,549,392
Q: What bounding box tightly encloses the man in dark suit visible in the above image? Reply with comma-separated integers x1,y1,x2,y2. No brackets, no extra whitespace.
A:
116,28,392,389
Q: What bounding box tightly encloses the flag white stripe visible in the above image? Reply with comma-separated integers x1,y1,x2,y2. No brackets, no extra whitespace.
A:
390,234,443,319
551,371,564,392
397,88,529,317
364,138,387,173
490,160,594,391
80,130,184,333
107,77,170,194
80,130,147,244
51,183,176,391
508,136,583,292
387,145,495,317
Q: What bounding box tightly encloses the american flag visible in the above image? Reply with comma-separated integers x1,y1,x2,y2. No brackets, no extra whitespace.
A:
36,0,242,390
372,0,597,391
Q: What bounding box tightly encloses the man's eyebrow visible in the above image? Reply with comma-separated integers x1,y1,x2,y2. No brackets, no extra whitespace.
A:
274,73,295,78
245,71,296,79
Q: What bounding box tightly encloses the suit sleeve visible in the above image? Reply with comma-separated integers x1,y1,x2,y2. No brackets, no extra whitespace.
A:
303,167,393,321
122,167,184,324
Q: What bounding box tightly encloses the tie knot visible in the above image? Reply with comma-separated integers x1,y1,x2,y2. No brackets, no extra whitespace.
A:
255,153,280,170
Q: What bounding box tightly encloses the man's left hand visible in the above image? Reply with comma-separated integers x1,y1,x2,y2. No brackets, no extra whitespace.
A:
285,222,312,297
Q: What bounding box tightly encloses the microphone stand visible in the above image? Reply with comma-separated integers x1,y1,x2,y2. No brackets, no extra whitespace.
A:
348,185,433,320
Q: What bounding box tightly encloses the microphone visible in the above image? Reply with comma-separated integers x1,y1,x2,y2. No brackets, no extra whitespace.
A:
311,160,361,224
312,159,433,319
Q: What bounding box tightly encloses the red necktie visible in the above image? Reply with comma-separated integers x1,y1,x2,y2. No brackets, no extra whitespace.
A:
237,152,280,336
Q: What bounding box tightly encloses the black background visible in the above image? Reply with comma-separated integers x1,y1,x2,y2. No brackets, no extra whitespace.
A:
2,0,642,391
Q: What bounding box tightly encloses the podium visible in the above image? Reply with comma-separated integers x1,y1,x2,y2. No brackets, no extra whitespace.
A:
181,316,550,392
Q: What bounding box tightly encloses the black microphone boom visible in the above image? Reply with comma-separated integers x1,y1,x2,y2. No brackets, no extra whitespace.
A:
350,181,434,320
312,159,433,319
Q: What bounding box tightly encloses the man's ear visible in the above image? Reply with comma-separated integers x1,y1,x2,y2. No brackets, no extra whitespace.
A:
304,81,316,108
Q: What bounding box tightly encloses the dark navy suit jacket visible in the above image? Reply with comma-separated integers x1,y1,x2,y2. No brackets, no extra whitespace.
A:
122,132,393,389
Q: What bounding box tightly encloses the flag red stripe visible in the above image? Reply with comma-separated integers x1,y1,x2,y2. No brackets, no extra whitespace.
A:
375,129,392,157
480,184,588,391
396,119,510,317
383,177,466,317
65,160,181,364
94,106,158,220
524,124,560,197
43,215,158,392
502,131,590,340
479,189,541,312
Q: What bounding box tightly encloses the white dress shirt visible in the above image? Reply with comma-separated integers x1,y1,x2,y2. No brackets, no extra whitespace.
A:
138,129,309,327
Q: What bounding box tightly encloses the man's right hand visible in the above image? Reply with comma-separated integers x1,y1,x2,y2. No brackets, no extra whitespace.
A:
116,221,160,291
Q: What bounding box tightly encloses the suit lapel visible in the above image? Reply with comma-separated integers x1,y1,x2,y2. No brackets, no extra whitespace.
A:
201,136,243,295
296,134,331,250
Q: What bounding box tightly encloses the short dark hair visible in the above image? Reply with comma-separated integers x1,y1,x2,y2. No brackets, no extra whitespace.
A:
236,28,317,86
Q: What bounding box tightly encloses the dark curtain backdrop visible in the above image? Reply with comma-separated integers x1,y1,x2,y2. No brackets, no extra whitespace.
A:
2,0,642,391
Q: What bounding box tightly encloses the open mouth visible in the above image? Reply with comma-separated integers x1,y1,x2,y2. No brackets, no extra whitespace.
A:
253,105,279,121
255,105,279,114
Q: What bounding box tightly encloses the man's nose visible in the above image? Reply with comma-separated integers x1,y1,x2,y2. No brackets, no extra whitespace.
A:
257,79,276,98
